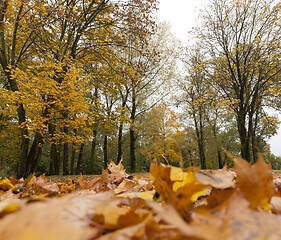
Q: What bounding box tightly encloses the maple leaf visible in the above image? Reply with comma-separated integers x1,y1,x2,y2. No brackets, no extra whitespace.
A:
150,163,209,218
0,179,14,191
108,160,126,175
192,190,281,240
195,166,236,189
232,154,274,209
33,176,59,194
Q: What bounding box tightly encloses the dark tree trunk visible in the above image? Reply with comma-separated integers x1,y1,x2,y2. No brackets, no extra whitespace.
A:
49,122,60,175
192,107,206,169
75,143,84,174
17,103,29,178
103,134,108,169
63,140,69,175
117,93,128,164
62,110,69,175
28,132,44,174
237,112,251,162
52,144,60,175
90,85,99,173
117,121,124,164
130,86,136,173
70,129,77,175
90,129,97,173
217,150,223,168
70,143,76,175
198,110,206,169
210,121,223,169
251,110,259,164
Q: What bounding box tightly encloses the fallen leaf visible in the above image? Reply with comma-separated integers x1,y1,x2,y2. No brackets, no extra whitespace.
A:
233,154,274,209
0,179,14,191
150,163,209,219
195,166,235,189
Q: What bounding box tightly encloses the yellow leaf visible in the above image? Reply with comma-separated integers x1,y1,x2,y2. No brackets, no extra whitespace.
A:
0,179,14,191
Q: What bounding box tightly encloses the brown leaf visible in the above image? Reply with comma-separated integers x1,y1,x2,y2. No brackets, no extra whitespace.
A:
191,190,281,240
150,163,209,219
195,166,235,189
101,168,109,184
33,177,59,194
108,160,126,175
0,179,14,191
96,213,161,240
271,196,281,214
233,154,274,209
149,201,218,240
0,192,101,240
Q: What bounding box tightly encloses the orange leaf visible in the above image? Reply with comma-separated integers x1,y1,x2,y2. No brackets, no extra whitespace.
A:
233,154,274,209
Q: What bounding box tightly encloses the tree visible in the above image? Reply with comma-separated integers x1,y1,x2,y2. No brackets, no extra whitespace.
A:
198,0,281,162
180,48,210,169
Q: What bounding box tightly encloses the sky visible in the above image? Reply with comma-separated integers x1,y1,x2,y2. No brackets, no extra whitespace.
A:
157,0,205,44
157,0,281,157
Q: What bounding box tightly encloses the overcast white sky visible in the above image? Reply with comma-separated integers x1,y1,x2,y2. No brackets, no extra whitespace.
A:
157,0,281,157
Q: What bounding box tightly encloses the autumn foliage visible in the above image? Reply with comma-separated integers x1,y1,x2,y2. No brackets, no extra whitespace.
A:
0,154,281,239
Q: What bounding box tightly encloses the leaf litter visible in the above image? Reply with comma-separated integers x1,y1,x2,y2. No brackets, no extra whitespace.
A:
0,157,281,239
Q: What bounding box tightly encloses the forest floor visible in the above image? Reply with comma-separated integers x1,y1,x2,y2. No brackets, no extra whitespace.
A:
47,170,281,183
1,160,281,239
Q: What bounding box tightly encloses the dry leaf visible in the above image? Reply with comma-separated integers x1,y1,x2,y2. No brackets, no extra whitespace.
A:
195,166,235,189
0,179,14,191
233,154,274,209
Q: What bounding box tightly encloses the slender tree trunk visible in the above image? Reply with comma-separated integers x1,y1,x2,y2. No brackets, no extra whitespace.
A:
251,109,259,164
90,129,97,173
117,94,128,164
103,134,108,169
90,85,99,172
28,132,44,174
17,103,29,178
75,143,84,174
48,121,60,175
198,110,206,169
130,86,137,173
117,121,124,164
70,143,76,175
211,123,223,168
237,112,251,162
52,144,60,175
63,125,69,175
70,129,77,174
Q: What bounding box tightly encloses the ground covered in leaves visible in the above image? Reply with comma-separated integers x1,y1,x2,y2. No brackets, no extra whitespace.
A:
1,155,281,240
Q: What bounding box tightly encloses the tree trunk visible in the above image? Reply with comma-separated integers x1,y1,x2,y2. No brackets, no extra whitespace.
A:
117,94,128,164
70,129,77,175
237,112,251,162
117,121,124,164
90,129,97,173
52,143,60,175
75,143,84,174
28,132,44,174
49,122,60,175
63,125,69,175
17,103,29,178
211,122,223,168
103,134,108,169
251,110,259,164
198,110,206,169
70,143,76,175
130,86,137,173
90,85,99,173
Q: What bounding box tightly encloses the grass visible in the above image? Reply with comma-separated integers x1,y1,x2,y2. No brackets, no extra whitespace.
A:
46,172,150,183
